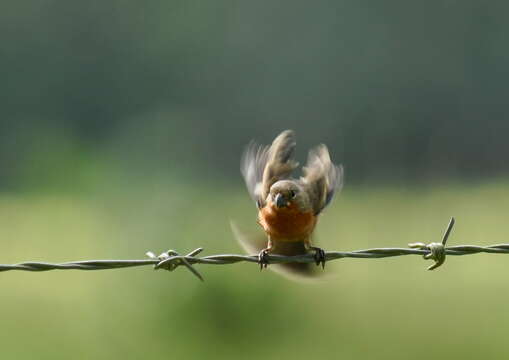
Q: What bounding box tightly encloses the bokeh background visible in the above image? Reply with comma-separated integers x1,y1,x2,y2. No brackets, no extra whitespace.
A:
1,1,509,359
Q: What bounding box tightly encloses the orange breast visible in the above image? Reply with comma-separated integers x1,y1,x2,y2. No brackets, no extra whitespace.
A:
258,202,317,241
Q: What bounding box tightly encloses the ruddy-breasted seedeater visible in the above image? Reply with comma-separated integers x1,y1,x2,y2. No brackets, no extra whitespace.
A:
234,130,343,279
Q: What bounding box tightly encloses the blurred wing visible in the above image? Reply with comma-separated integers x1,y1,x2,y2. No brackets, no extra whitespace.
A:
230,220,267,255
301,144,343,215
241,130,298,208
241,141,270,207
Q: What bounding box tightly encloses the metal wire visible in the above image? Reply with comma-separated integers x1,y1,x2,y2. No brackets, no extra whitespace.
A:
1,218,508,281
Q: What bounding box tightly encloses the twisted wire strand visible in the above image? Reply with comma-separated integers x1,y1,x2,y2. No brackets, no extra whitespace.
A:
1,218,507,280
0,244,508,271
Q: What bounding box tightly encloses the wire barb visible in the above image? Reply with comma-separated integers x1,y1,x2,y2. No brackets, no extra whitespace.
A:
408,217,455,270
147,248,205,281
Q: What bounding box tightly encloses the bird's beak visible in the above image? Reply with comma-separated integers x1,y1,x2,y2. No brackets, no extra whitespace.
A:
274,193,287,208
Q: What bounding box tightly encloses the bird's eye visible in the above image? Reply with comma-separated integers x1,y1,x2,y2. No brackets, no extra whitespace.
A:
289,190,296,198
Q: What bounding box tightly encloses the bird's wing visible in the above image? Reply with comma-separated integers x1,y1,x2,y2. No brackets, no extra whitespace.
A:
300,144,343,215
241,130,299,208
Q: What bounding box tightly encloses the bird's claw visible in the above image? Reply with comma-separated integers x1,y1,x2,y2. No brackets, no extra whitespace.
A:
258,249,270,270
311,247,326,269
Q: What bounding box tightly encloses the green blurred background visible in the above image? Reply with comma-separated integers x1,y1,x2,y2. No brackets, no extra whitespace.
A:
2,1,509,359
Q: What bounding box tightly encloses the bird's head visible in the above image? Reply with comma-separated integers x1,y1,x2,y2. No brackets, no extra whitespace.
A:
268,180,308,211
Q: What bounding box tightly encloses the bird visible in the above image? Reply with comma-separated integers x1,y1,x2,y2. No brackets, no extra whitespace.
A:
234,129,343,279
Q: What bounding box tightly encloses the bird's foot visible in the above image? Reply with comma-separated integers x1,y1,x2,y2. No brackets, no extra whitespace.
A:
258,248,270,270
309,246,326,269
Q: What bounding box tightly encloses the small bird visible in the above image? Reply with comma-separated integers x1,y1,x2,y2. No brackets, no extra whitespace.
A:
234,130,343,278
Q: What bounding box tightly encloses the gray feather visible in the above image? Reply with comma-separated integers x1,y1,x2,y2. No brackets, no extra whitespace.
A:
301,144,343,214
241,141,270,206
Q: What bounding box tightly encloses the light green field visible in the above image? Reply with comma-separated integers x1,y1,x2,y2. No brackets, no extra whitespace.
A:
1,180,509,359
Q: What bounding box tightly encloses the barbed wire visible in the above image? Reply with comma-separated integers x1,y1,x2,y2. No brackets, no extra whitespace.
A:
2,218,509,281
